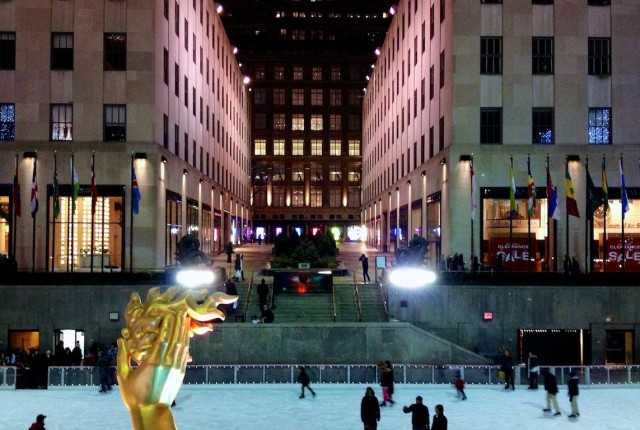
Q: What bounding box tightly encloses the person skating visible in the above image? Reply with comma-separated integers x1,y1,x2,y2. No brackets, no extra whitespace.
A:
378,360,395,406
541,369,561,416
402,395,430,430
432,404,448,430
454,371,467,400
361,386,381,430
567,371,580,418
28,414,46,430
527,352,539,389
297,366,316,398
499,350,515,390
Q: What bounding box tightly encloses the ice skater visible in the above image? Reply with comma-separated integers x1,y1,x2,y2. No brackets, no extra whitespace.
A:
542,369,561,416
402,395,430,430
28,414,46,430
454,371,467,400
361,386,381,430
297,366,316,398
378,360,395,406
568,371,580,418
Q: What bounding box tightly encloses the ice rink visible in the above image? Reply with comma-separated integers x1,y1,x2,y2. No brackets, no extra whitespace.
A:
1,383,637,430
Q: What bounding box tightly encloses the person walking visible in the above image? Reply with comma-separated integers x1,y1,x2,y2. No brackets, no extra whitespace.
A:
361,386,381,430
225,241,233,263
500,350,515,390
297,366,316,398
257,278,269,309
567,371,580,418
28,414,47,430
378,360,395,406
527,351,539,389
432,404,447,430
402,395,430,430
542,369,561,416
96,349,112,393
359,253,371,282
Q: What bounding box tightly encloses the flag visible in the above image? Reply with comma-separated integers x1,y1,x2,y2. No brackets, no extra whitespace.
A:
91,154,98,215
565,162,580,218
601,157,609,213
620,158,629,219
30,158,38,217
470,158,477,220
132,165,141,215
509,158,516,219
546,160,560,220
586,165,603,218
53,157,60,219
527,157,536,218
71,157,79,212
12,159,21,218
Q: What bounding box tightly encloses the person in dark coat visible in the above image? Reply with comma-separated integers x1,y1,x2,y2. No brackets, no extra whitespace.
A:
359,253,371,282
71,341,83,366
296,366,316,399
527,351,539,389
378,360,395,406
361,386,381,430
225,241,233,263
224,280,238,316
260,305,274,323
402,395,430,430
257,278,269,309
28,414,46,430
499,350,515,390
432,404,448,430
567,371,580,418
96,350,112,393
542,369,561,416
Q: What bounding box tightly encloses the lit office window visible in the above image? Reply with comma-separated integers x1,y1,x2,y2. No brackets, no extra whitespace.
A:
311,139,323,155
329,140,342,156
348,139,361,156
273,139,285,155
292,114,305,131
292,139,304,155
310,114,323,131
254,139,266,155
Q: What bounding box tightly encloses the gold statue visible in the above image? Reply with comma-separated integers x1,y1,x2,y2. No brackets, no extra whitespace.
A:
117,286,236,430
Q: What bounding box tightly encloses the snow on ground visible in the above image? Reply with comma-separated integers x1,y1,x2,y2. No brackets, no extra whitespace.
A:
1,383,637,430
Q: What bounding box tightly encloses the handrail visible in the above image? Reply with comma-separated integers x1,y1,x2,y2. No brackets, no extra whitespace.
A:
377,280,389,316
241,270,254,322
353,273,363,322
331,282,337,322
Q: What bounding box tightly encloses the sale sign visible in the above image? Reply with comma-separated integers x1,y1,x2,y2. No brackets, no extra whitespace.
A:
595,236,640,272
488,235,537,272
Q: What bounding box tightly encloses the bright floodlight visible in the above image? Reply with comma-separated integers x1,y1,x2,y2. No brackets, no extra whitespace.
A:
243,76,251,85
388,267,436,288
216,4,223,14
176,269,215,288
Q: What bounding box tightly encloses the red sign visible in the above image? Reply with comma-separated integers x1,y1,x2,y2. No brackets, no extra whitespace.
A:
488,236,537,272
594,236,640,272
483,312,493,321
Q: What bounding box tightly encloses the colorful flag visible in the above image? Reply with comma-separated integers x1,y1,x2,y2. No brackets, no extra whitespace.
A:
91,154,98,215
620,158,629,219
71,156,79,212
53,157,60,219
470,157,477,221
30,158,38,217
586,163,603,219
509,158,516,219
527,157,536,218
565,162,580,218
601,157,609,213
12,158,21,218
132,165,142,215
546,159,560,220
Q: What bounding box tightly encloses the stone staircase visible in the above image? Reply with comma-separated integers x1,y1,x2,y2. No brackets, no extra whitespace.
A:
333,285,359,322
271,293,334,323
357,283,388,322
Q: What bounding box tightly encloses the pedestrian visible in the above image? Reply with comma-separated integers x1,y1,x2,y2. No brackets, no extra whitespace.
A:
71,341,83,366
527,351,539,389
359,253,371,282
402,395,430,430
297,366,316,399
567,371,580,418
499,350,515,390
225,241,233,263
361,386,381,430
96,349,112,393
432,404,447,430
234,254,242,281
240,253,245,281
257,278,269,309
260,305,274,323
224,280,238,316
378,360,395,406
541,369,561,416
28,414,47,430
563,254,571,274
454,371,467,400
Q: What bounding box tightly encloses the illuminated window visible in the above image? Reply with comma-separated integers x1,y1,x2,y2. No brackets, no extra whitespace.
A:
293,66,303,80
310,188,322,207
292,139,304,155
292,164,304,182
312,66,322,80
104,104,126,141
0,103,15,141
273,113,285,130
311,89,323,106
291,187,304,207
329,114,342,131
310,114,323,131
329,140,341,156
311,139,323,155
292,114,305,131
51,104,73,141
588,108,611,145
273,139,285,155
274,66,285,80
348,139,361,156
254,139,266,155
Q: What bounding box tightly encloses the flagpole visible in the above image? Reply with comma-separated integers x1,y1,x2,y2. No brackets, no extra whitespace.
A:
31,152,37,273
565,156,569,268
70,153,75,273
585,155,590,274
12,152,18,263
620,154,625,273
527,155,532,273
602,155,607,274
52,153,57,273
129,154,134,273
509,155,513,273
470,155,474,271
90,153,95,273
546,155,550,273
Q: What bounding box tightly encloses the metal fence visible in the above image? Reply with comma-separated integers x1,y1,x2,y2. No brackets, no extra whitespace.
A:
2,364,639,389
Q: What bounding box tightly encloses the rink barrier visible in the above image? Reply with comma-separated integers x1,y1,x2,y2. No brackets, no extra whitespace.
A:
2,364,639,389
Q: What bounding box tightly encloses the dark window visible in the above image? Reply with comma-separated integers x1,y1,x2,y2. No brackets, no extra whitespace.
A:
420,134,425,164
532,37,554,74
429,126,434,158
184,76,188,107
184,133,189,161
440,0,445,22
164,0,169,19
163,48,168,83
184,20,188,50
51,33,74,70
440,50,445,88
588,107,611,145
174,124,180,155
588,37,611,76
480,108,502,144
0,32,16,70
104,33,126,71
50,104,73,141
481,0,502,3
481,37,502,74
430,66,434,99
532,108,554,145
430,6,435,39
104,105,126,141
0,103,15,141
439,116,445,151
175,64,179,95
163,114,169,148
421,78,425,109
175,2,180,36
588,0,610,5
533,0,553,4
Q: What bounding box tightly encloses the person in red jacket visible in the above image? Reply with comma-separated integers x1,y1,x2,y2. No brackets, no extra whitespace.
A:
28,414,46,430
454,371,467,400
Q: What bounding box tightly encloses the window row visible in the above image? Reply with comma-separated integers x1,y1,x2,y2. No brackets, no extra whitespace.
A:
253,64,362,81
482,0,610,4
253,139,361,156
253,88,361,106
256,187,360,208
481,37,611,76
481,107,611,145
0,103,127,142
0,32,127,71
253,113,361,132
